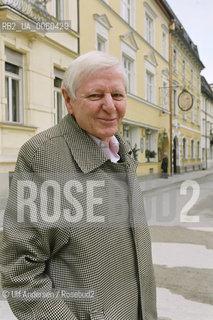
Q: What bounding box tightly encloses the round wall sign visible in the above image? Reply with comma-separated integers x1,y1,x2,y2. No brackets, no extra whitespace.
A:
178,90,193,111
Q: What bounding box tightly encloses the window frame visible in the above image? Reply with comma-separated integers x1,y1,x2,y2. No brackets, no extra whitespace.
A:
145,13,154,46
53,0,64,20
97,34,107,52
183,137,188,160
121,0,135,27
197,75,200,95
197,101,200,126
191,69,194,90
162,26,168,60
182,59,186,82
191,98,194,123
162,74,169,109
122,54,134,93
191,139,195,159
197,140,200,159
144,2,156,47
5,60,23,124
54,69,66,125
173,48,178,74
146,70,155,103
145,129,157,162
173,88,178,116
121,37,137,95
94,14,111,53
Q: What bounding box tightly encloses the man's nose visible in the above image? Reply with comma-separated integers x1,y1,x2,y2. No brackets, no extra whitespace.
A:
102,94,116,112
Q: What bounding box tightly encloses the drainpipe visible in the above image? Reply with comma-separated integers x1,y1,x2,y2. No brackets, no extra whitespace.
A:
169,22,174,175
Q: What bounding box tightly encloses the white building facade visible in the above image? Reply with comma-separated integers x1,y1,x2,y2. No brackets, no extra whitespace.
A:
201,76,213,169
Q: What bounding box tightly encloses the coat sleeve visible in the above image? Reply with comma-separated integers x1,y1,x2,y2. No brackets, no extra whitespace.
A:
0,144,79,320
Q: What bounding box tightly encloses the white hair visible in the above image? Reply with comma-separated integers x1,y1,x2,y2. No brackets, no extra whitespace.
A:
62,51,127,100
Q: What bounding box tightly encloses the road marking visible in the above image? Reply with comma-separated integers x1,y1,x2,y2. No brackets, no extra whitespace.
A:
152,242,213,269
0,301,17,320
187,227,213,232
157,288,213,320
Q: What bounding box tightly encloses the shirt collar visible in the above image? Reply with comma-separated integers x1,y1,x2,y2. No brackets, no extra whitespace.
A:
88,134,120,163
88,134,119,152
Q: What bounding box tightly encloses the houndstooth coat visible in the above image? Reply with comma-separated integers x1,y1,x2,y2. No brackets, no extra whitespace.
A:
0,114,157,320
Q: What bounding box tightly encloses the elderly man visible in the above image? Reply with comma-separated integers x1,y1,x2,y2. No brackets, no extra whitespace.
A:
0,51,157,320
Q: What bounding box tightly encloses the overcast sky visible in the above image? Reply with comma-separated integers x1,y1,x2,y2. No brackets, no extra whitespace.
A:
167,0,213,84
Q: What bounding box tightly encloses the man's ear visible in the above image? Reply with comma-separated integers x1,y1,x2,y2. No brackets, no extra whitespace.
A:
62,88,74,114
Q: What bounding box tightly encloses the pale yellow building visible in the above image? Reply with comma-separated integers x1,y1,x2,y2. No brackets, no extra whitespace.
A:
79,0,173,176
169,13,204,173
0,0,79,196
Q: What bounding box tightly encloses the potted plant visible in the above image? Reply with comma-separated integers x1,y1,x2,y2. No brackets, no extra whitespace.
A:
145,149,156,162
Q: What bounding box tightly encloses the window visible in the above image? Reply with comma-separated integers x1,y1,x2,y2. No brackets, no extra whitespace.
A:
145,13,154,45
162,28,168,59
121,32,137,95
123,124,131,146
54,68,65,124
197,75,200,95
191,100,194,123
94,14,111,53
5,48,23,123
97,35,107,52
122,55,134,93
173,49,177,73
183,137,187,160
145,129,157,162
121,0,130,23
191,69,194,90
182,59,186,82
197,102,200,126
53,0,64,20
123,124,140,160
146,71,154,103
197,141,200,159
202,119,205,135
144,2,156,47
207,121,210,136
121,0,135,26
162,80,168,109
191,139,195,159
173,89,178,116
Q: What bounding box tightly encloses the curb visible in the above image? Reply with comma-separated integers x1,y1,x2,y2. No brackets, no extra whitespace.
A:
139,168,213,193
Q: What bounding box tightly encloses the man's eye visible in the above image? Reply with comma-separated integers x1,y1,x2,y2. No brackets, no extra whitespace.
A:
112,93,124,100
88,94,101,100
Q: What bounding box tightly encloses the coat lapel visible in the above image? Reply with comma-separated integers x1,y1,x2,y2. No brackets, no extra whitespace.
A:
59,114,137,173
59,114,109,173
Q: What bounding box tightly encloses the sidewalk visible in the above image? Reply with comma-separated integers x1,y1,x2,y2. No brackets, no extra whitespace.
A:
139,167,213,193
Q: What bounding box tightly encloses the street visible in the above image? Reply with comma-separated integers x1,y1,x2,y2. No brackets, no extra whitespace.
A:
143,173,213,320
0,171,213,319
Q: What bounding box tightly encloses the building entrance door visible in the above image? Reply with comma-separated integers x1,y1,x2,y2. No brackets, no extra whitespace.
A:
173,138,177,173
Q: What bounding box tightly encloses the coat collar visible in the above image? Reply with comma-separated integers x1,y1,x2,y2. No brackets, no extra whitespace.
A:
59,114,136,173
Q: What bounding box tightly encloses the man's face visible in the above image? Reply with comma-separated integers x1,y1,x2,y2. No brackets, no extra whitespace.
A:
63,67,126,142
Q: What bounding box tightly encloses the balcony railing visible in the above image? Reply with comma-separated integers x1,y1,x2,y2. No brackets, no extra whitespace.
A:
0,0,54,22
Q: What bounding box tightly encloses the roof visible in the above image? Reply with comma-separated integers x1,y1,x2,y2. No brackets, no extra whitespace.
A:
201,76,213,100
159,0,204,69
